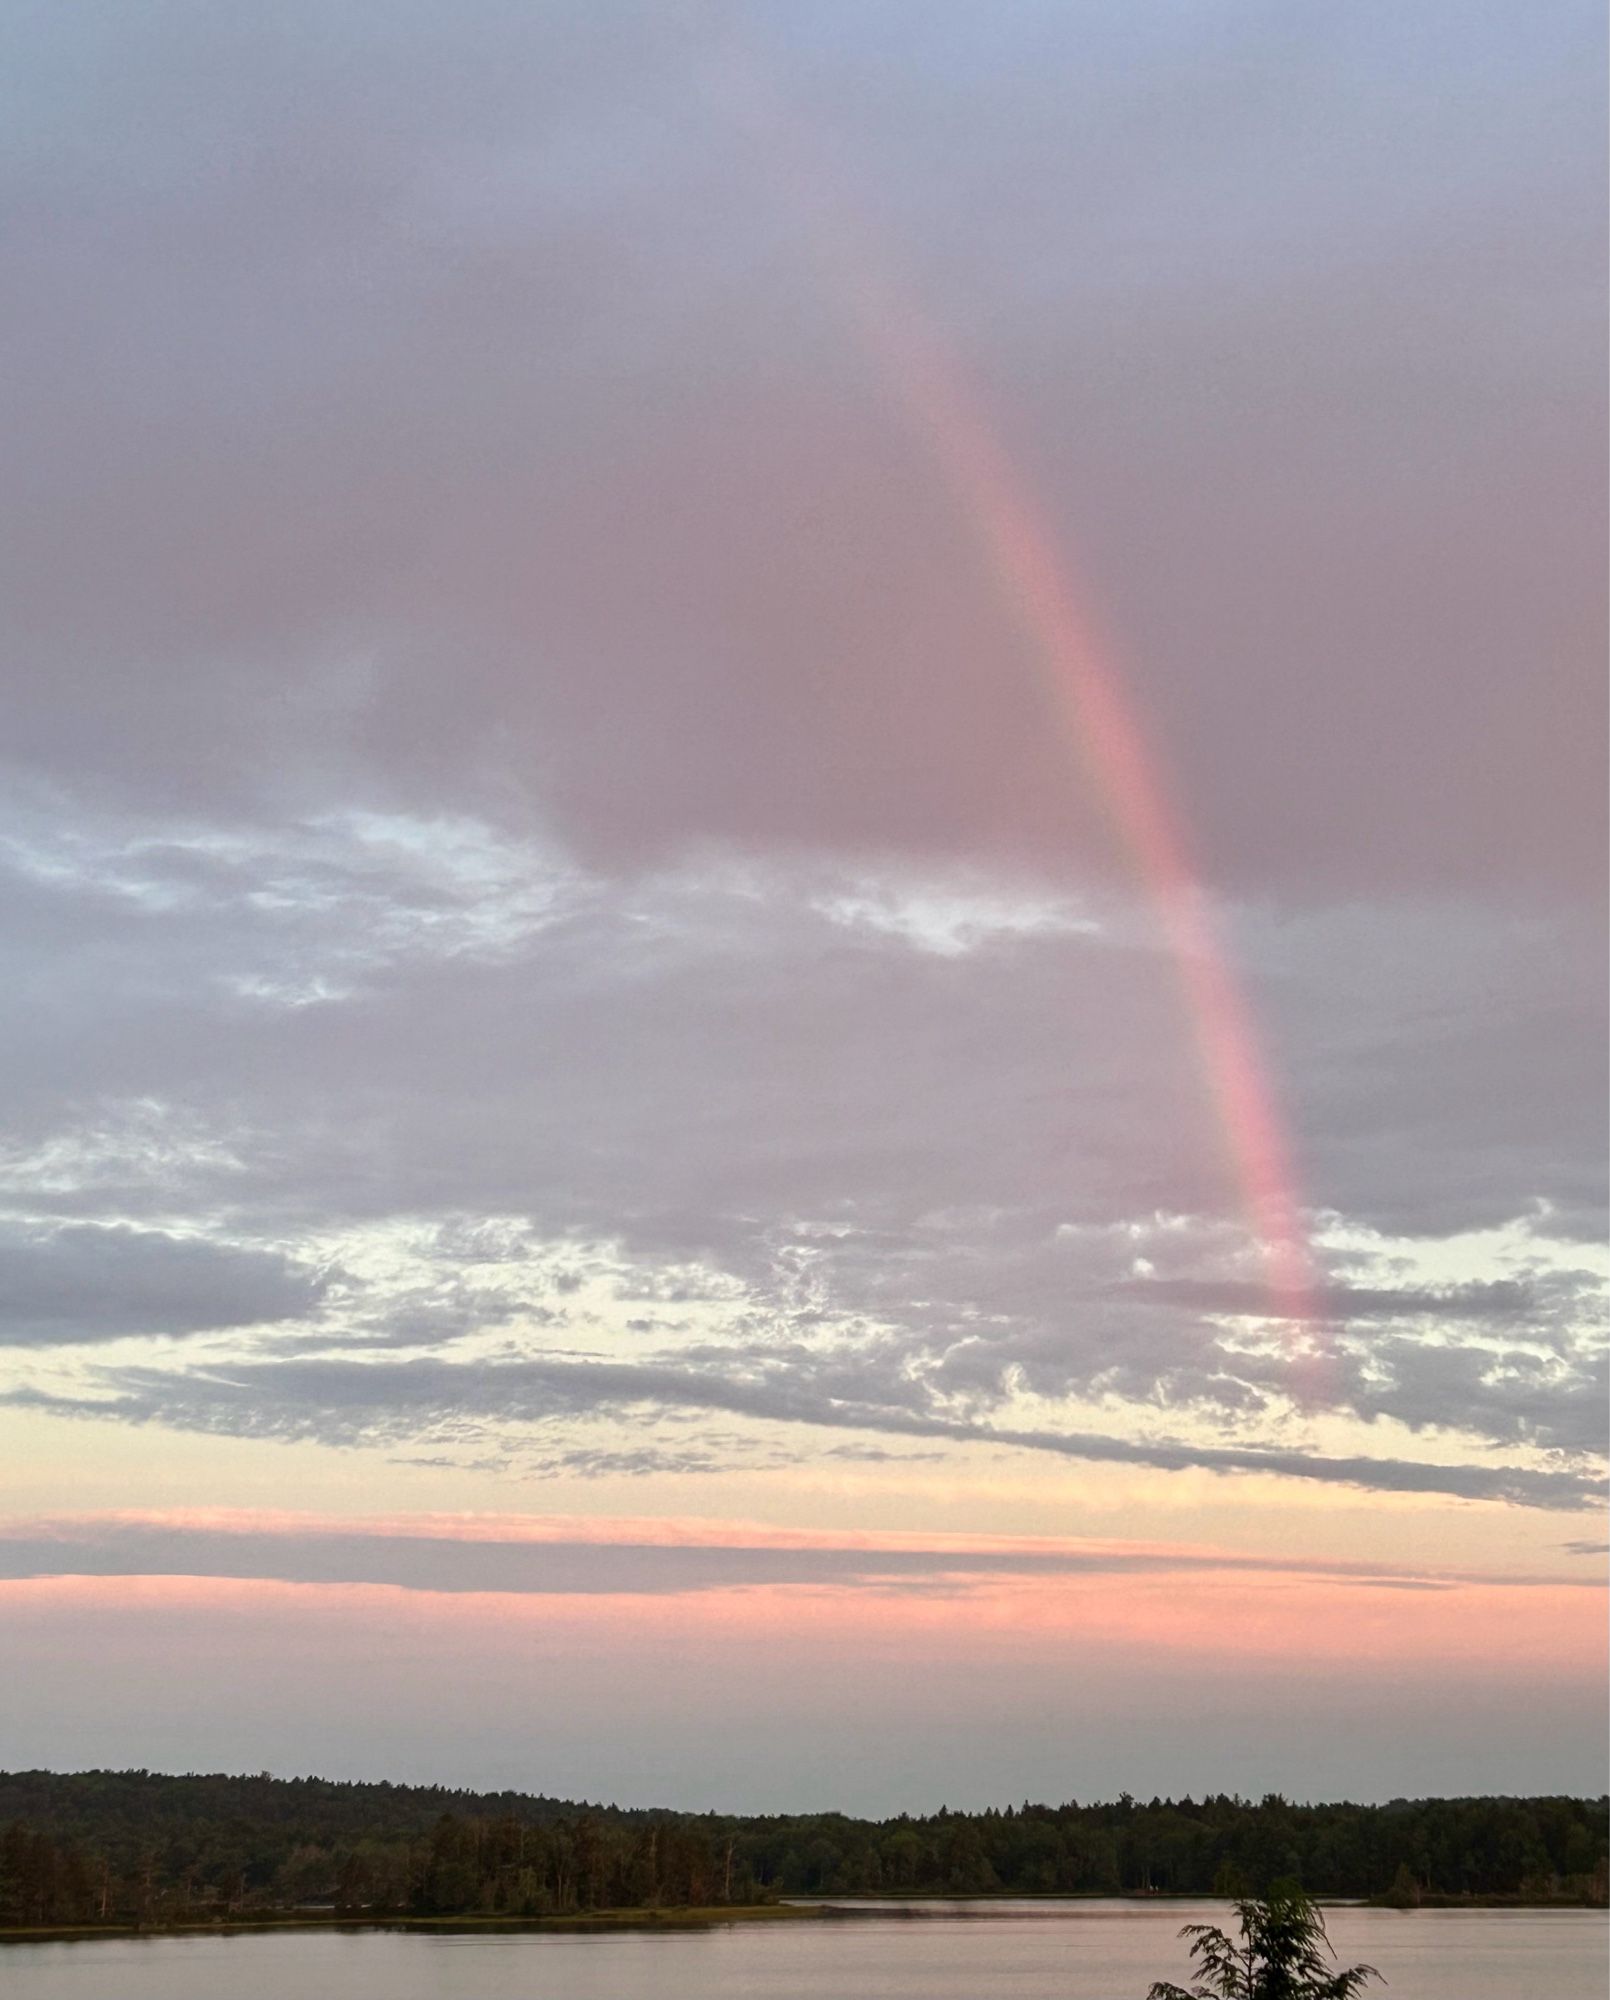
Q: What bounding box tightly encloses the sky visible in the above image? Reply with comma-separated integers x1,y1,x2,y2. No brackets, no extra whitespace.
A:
0,0,1605,1814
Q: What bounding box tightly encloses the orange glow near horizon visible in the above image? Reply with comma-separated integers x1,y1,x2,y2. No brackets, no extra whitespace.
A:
2,1570,1603,1678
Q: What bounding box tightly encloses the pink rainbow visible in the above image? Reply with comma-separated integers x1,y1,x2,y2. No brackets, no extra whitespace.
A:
708,37,1321,1353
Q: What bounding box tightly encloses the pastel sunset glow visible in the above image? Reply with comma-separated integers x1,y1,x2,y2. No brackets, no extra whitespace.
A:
0,0,1604,1819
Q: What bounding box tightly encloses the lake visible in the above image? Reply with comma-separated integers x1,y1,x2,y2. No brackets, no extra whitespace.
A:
2,1901,1604,1999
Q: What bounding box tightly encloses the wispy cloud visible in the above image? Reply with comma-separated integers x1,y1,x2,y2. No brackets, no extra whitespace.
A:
7,1348,1603,1509
3,1511,1598,1599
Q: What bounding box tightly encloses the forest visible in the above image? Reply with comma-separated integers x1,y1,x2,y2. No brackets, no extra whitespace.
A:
0,1769,1604,1929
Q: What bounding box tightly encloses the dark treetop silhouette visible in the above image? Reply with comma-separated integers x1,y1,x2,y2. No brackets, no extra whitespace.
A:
1147,1888,1380,2000
0,1771,1603,1928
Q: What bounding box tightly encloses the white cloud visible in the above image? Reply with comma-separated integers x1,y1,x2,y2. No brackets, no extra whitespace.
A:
812,878,1100,956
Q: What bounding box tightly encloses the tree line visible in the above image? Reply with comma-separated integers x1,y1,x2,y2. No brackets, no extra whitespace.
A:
0,1769,1603,1928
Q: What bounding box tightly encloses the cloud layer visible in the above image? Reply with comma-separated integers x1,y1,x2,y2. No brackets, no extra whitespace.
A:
1,802,1604,1508
5,1512,1602,1598
0,1,1603,1541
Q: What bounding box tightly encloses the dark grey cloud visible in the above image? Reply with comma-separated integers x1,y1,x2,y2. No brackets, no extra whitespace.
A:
0,1223,325,1345
8,1349,1603,1509
1340,1333,1608,1457
1260,902,1610,1239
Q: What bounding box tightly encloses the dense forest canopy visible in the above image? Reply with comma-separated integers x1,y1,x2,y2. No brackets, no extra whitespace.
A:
0,1769,1604,1929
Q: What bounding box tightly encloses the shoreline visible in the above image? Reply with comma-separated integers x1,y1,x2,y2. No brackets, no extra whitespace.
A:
0,1905,824,1944
4,1893,1604,1944
798,1890,1608,1910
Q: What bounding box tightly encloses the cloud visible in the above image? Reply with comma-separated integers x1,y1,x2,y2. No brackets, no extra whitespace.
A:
1120,1276,1542,1323
0,2,1601,898
1,1512,1597,1599
8,1348,1603,1510
1339,1331,1608,1457
810,879,1098,956
0,811,1601,1498
0,2,1602,1533
0,1223,326,1345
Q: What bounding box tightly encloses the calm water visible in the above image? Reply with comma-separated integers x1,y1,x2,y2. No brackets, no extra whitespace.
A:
2,1901,1604,1999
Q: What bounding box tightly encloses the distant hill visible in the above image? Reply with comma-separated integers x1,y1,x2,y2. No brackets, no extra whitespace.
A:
1,1767,1604,1928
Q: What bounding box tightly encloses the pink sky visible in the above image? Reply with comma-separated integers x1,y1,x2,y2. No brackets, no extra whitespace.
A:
0,0,1603,1809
